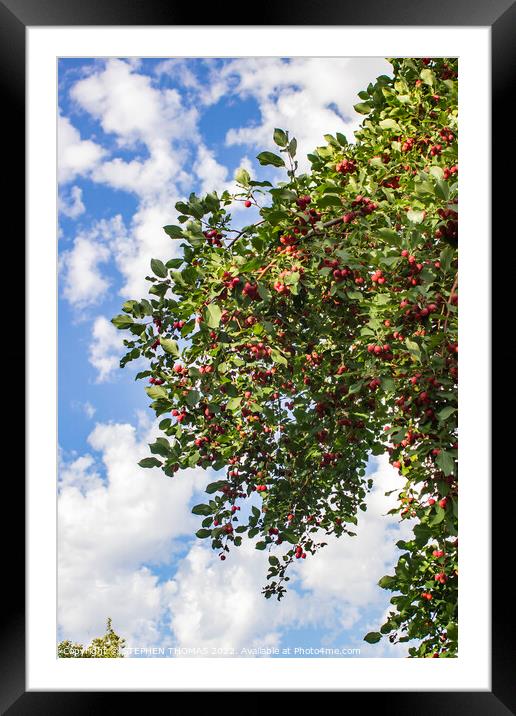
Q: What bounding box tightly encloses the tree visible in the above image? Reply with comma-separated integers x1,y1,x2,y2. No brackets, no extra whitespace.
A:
113,57,458,658
57,618,126,658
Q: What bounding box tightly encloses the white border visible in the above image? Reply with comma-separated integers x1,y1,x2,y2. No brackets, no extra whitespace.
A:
27,26,490,691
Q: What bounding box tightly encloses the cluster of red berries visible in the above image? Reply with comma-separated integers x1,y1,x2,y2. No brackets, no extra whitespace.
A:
435,207,458,242
305,351,322,365
421,592,433,601
351,195,377,215
402,137,415,153
443,165,458,180
296,195,312,210
367,343,393,360
220,484,245,499
305,207,322,224
256,484,268,492
336,158,357,174
369,377,381,391
199,365,213,374
399,296,438,320
294,545,307,559
243,341,271,361
149,377,164,385
172,320,185,330
439,127,455,144
171,408,187,422
434,572,447,584
429,144,442,157
371,269,386,285
250,367,276,384
279,233,298,247
222,271,241,290
320,452,340,466
241,281,260,300
204,229,223,246
273,281,290,295
173,364,188,375
380,175,400,189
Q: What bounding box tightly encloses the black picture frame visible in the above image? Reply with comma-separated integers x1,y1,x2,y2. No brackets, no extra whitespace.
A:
4,0,508,710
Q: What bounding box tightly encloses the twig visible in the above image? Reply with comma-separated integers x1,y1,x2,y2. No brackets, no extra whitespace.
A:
227,220,265,247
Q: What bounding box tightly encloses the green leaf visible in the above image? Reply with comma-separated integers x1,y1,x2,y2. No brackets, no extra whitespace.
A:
405,338,421,359
138,457,162,468
420,68,435,87
111,314,134,329
270,349,287,367
226,397,242,412
407,209,425,224
206,480,227,494
429,507,446,526
353,102,372,115
438,406,457,422
378,575,395,589
436,451,455,476
379,118,401,131
317,194,342,208
377,228,399,244
234,167,250,186
205,303,222,328
195,529,212,539
446,622,458,641
434,179,449,201
191,504,212,516
185,390,200,407
163,225,184,238
364,631,382,644
145,385,168,400
255,541,267,550
348,381,363,396
257,282,271,301
159,338,179,357
151,258,168,278
256,151,285,168
149,438,170,457
273,128,288,147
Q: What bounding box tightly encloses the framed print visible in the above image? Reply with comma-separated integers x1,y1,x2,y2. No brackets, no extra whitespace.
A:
2,0,509,710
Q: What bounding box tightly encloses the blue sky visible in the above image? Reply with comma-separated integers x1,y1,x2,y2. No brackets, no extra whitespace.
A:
57,56,415,658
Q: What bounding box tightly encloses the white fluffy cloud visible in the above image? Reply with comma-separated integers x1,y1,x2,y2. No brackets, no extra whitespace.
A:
88,316,124,383
59,185,86,219
215,57,391,170
58,421,208,647
60,215,127,310
65,59,200,298
71,59,198,149
60,237,110,310
58,114,105,184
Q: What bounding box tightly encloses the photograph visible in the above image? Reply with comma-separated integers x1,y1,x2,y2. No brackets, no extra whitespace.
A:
57,55,458,660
